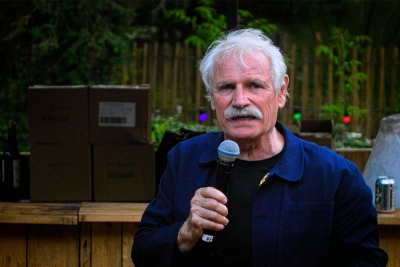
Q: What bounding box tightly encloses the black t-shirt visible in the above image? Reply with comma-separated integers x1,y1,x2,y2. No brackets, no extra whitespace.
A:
221,152,282,267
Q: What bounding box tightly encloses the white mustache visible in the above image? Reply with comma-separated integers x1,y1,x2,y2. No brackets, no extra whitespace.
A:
224,106,263,119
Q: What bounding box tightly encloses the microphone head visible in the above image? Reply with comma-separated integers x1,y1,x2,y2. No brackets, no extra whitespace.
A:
218,140,240,163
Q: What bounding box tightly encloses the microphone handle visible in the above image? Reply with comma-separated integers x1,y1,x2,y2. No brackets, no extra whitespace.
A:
202,160,232,243
213,160,232,192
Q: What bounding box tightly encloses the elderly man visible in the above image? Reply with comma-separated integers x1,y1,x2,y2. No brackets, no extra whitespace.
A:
132,28,388,267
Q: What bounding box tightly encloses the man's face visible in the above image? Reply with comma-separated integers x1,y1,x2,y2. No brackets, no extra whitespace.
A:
210,52,287,141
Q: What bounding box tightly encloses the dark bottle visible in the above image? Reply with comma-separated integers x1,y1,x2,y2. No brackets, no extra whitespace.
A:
1,120,21,202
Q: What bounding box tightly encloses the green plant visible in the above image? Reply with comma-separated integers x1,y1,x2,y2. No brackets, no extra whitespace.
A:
167,0,276,49
316,27,372,120
334,125,374,148
151,114,220,150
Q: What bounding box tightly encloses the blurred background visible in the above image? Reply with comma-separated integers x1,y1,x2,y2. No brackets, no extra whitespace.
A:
1,0,400,151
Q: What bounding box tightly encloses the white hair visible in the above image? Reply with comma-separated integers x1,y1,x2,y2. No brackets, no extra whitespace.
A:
199,28,287,101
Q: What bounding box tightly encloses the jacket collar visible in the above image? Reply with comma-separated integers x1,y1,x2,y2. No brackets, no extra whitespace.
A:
272,122,304,182
199,132,224,164
198,122,304,183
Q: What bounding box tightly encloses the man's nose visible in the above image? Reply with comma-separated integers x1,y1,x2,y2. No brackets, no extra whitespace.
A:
232,86,250,108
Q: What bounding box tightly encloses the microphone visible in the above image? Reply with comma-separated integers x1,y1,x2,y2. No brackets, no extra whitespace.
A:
201,140,240,243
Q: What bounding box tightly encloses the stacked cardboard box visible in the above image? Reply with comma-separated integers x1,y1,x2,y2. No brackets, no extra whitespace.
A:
28,86,92,202
89,85,155,202
28,85,155,202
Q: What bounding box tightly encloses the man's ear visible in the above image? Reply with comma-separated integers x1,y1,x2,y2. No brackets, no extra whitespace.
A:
278,75,289,108
210,95,216,110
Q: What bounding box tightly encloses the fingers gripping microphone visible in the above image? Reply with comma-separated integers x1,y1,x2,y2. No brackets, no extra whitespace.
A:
201,140,240,242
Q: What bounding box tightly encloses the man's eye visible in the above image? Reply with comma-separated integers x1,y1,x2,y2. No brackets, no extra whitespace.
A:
216,85,234,94
248,82,267,92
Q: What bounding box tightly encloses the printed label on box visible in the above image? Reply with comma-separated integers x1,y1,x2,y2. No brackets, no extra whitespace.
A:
98,101,136,127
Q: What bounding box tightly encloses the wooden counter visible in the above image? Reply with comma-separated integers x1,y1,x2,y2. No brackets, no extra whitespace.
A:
1,202,399,225
0,202,399,267
79,202,148,222
0,202,81,225
377,208,400,225
0,202,148,267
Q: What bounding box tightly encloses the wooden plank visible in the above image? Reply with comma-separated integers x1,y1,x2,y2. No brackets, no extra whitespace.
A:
177,42,184,117
182,43,191,121
80,222,92,267
379,47,386,119
365,45,373,139
390,46,397,113
131,42,138,84
172,42,180,109
379,225,400,267
122,223,138,267
150,42,158,111
27,224,79,267
0,202,80,225
79,202,148,222
314,32,323,118
377,209,400,225
0,223,27,267
195,46,202,110
350,46,360,132
328,48,334,106
121,64,128,85
91,222,122,267
301,45,309,118
161,43,171,115
288,43,297,125
141,42,148,84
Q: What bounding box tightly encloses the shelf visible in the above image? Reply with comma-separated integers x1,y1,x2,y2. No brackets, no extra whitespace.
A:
377,208,400,225
79,202,148,222
0,202,81,225
1,202,399,226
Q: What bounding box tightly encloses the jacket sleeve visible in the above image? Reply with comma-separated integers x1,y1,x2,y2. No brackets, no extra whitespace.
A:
131,145,185,267
131,137,213,267
327,161,388,266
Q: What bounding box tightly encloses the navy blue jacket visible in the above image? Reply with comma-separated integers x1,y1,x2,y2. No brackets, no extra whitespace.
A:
132,122,388,266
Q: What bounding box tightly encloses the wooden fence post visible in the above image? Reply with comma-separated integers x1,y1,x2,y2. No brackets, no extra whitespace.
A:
142,42,148,84
328,47,334,107
314,32,323,118
365,45,373,139
390,46,398,113
301,45,310,118
150,42,159,111
172,43,180,110
288,43,297,125
195,46,203,111
131,42,138,84
351,46,360,132
379,47,386,121
182,43,191,121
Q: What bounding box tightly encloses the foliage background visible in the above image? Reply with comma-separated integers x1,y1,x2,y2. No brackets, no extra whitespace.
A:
1,0,399,151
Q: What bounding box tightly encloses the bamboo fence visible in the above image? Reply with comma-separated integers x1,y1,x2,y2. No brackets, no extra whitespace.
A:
117,38,399,139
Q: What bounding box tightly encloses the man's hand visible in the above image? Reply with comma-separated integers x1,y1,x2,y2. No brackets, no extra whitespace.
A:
176,187,229,253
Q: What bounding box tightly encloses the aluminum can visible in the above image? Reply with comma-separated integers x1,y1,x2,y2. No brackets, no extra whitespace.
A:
375,176,396,213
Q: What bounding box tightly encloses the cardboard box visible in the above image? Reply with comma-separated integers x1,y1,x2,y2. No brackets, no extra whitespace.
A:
297,119,335,149
27,85,89,144
89,85,151,144
30,144,91,202
93,143,155,202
